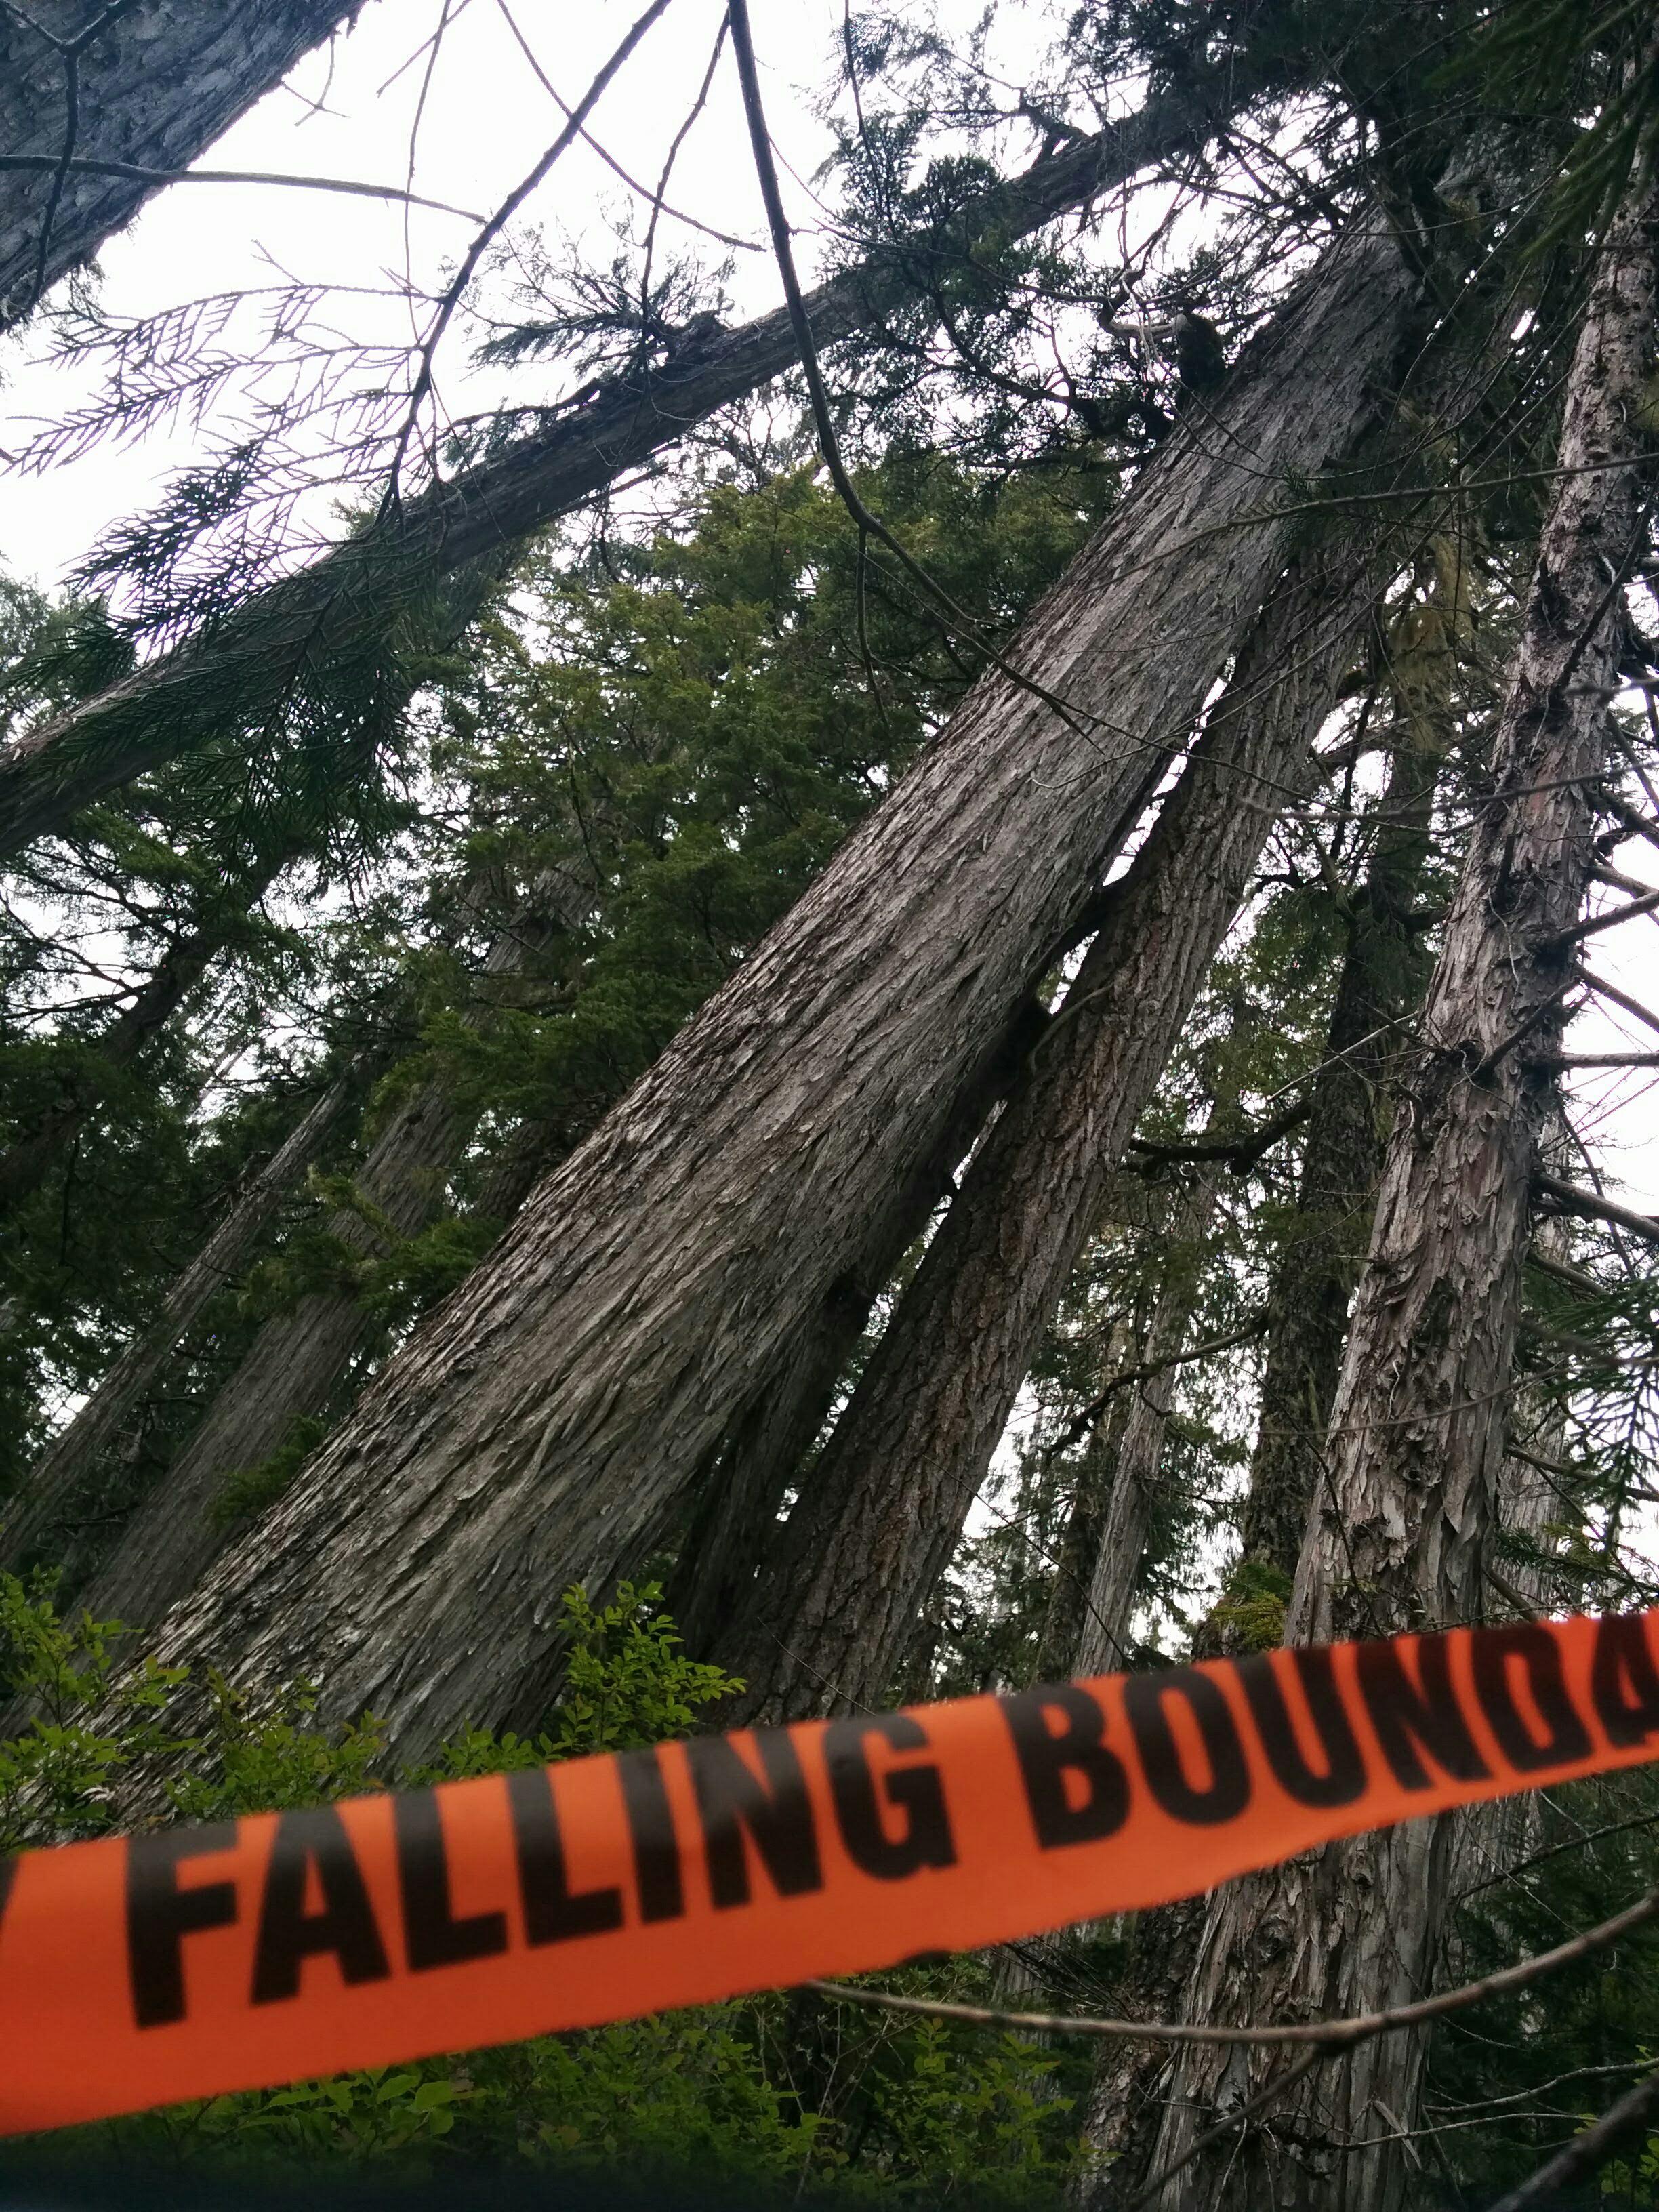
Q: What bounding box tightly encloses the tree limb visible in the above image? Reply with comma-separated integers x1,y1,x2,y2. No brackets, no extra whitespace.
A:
802,1881,1659,2045
1535,1170,1659,1248
0,47,1284,855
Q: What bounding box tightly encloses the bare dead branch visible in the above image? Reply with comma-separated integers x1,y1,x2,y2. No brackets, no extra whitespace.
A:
378,0,676,515
1486,2064,1659,2211
0,152,483,219
801,1880,1659,2046
1536,1170,1659,1248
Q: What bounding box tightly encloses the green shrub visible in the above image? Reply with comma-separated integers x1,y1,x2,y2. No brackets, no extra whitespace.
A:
1,1571,1076,2203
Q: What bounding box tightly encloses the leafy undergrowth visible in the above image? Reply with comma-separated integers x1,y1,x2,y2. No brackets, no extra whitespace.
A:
0,1569,1084,2202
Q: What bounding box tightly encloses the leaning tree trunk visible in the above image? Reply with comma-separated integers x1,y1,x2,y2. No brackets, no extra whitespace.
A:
712,542,1374,1724
1139,142,1659,2212
124,212,1423,1759
1075,529,1472,2203
0,1076,349,1571
0,39,1292,853
0,1,363,330
69,1073,472,1631
66,876,587,1632
664,1007,1046,1663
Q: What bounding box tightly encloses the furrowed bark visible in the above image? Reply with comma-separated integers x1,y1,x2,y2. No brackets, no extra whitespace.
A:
0,1075,348,1571
712,544,1373,1725
0,40,1292,856
0,2,363,329
123,211,1420,1759
1141,142,1659,2212
665,1004,1046,1664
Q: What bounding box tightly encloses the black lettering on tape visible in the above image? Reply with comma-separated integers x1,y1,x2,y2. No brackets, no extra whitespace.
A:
1472,1624,1592,1773
1234,1648,1367,1807
506,1767,625,1944
1356,1635,1489,1790
394,1787,508,1970
1124,1667,1250,1826
1001,1686,1130,1849
824,1715,956,1879
250,1805,392,2005
617,1748,685,1922
1592,1614,1659,1746
127,1822,240,2029
687,1730,825,1908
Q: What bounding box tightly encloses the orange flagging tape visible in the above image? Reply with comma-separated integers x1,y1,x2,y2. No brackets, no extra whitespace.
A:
4,1607,1659,2133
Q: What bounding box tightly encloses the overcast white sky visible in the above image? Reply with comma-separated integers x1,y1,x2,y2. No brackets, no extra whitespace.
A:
0,0,919,582
0,0,1655,1212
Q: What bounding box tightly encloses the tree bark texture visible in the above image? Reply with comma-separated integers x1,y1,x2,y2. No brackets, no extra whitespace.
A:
0,1,362,329
1226,548,1467,1608
667,1000,1050,1664
0,1076,349,1570
0,40,1297,855
1138,146,1659,2212
1072,1169,1224,1678
712,541,1375,1725
125,212,1425,1759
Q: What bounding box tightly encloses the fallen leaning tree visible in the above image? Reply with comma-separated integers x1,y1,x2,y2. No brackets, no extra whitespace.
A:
122,198,1429,1761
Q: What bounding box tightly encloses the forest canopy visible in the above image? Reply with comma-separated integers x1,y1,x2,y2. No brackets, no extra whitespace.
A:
4,1,1659,2206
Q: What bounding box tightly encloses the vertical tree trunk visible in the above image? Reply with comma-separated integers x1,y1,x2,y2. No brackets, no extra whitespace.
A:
0,1076,349,1568
1033,1316,1141,1683
1072,1167,1224,1676
0,2,363,328
128,215,1423,1757
712,546,1372,1723
1139,143,1658,2212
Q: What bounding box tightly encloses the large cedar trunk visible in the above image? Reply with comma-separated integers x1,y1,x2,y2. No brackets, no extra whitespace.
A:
1136,148,1659,2212
125,213,1424,1759
0,2,362,329
0,52,1284,855
665,1022,1042,1663
710,544,1373,1724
